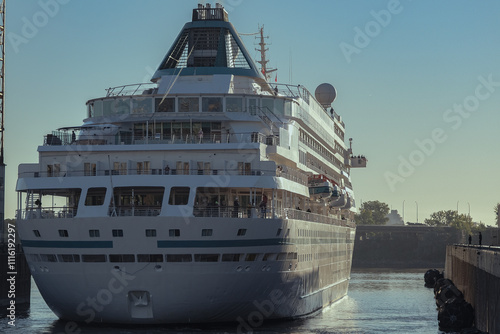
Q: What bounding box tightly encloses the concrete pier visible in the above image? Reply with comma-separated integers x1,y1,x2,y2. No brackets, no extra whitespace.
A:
445,244,500,334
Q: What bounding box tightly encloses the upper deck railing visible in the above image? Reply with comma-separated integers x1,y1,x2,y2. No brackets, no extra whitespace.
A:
105,83,158,97
43,131,278,147
17,206,353,228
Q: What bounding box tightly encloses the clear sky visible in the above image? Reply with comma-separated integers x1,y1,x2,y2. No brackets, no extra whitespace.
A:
5,0,500,226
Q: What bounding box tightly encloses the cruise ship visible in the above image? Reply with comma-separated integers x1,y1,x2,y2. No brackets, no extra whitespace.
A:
16,3,367,325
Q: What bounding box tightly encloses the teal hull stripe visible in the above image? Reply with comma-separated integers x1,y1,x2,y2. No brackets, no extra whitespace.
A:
21,240,113,248
157,239,289,248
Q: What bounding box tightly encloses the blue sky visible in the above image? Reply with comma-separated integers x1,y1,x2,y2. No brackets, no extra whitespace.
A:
5,0,500,225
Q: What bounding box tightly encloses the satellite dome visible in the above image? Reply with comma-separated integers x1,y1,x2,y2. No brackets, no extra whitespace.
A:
315,83,337,107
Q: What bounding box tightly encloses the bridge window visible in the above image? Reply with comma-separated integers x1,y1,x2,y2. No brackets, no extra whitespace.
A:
179,97,199,112
202,97,222,112
226,97,243,112
155,97,175,112
85,188,106,206
169,187,190,205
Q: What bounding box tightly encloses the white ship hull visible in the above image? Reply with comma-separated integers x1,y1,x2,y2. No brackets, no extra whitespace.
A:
19,216,355,324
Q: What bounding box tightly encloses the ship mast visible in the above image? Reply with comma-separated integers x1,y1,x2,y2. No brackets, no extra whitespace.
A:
255,25,277,82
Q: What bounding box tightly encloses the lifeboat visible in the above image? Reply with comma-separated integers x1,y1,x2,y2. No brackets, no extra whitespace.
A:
308,175,339,200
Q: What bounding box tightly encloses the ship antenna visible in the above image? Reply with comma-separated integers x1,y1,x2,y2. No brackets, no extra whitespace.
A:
255,25,277,82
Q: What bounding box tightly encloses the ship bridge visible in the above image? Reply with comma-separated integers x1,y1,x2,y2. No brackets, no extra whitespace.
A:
151,3,264,82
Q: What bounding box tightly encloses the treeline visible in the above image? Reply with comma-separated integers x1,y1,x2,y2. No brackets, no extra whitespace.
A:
355,200,487,234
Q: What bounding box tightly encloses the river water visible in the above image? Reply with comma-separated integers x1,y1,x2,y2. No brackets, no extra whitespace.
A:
2,270,444,334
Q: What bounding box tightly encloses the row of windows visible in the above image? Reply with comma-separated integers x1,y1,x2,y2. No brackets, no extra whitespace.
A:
27,252,298,263
297,229,346,238
299,129,342,169
297,250,348,263
88,96,287,118
34,228,247,238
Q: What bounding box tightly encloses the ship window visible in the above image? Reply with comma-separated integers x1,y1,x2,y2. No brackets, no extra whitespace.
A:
131,97,153,114
202,229,213,237
155,98,175,113
58,230,69,237
33,230,41,237
85,188,106,206
245,253,259,262
226,97,243,112
287,252,297,260
277,252,287,261
166,254,192,262
137,254,163,262
168,187,190,205
169,229,180,237
90,100,103,117
179,97,199,112
202,97,222,112
112,187,164,215
112,229,123,237
145,229,157,237
194,254,219,262
109,254,135,263
53,164,60,177
40,254,57,262
262,253,276,261
237,229,247,236
103,98,130,116
28,254,41,262
57,254,80,262
82,254,106,262
222,254,241,262
89,230,100,238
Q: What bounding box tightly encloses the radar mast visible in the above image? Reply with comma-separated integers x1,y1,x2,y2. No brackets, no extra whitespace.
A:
256,25,277,82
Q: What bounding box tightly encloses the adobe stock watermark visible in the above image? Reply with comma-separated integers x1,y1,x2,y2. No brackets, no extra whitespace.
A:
8,0,72,54
222,0,244,13
339,0,404,64
385,74,500,191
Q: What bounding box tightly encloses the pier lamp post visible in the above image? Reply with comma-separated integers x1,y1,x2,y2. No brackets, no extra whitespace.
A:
457,201,459,213
467,202,470,218
402,200,405,224
415,201,418,224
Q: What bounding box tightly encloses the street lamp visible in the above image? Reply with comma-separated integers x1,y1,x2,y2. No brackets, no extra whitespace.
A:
415,201,418,224
402,200,405,224
467,202,470,218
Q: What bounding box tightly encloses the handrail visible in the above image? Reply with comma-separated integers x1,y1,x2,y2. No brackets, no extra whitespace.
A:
43,131,277,147
18,168,309,186
105,83,158,97
18,206,353,228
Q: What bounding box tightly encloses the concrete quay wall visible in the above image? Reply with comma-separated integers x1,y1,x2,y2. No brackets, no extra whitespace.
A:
445,245,500,334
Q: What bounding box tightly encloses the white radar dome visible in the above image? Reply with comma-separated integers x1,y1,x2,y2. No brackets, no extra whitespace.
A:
315,83,337,107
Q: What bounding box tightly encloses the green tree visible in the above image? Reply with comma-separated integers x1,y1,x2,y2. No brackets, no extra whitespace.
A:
355,200,389,225
424,210,474,234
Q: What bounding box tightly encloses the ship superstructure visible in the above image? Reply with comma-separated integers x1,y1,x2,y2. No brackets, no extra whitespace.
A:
16,3,366,324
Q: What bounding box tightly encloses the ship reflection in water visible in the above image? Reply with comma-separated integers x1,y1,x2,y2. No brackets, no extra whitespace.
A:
5,271,441,334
